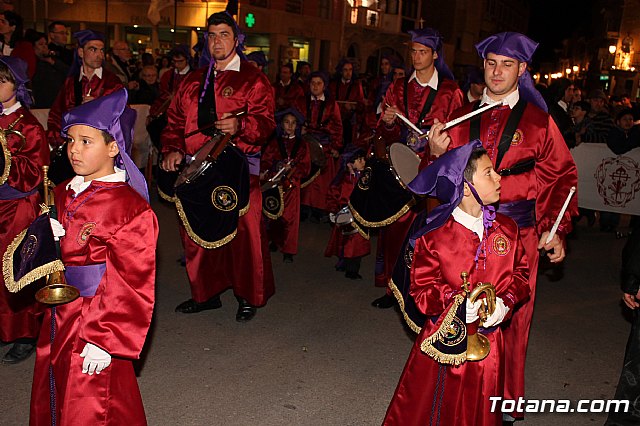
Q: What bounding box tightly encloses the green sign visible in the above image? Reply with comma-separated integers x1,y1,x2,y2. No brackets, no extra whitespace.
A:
245,13,256,28
600,75,610,81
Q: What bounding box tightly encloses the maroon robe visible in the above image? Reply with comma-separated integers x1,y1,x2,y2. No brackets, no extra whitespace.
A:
438,100,579,415
374,76,464,288
296,94,343,212
149,68,191,118
30,181,158,426
384,215,529,426
324,171,370,259
261,135,311,254
47,68,124,148
273,80,305,112
162,59,276,306
0,107,48,342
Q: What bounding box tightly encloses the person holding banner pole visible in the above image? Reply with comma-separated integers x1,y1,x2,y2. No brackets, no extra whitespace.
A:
425,32,578,422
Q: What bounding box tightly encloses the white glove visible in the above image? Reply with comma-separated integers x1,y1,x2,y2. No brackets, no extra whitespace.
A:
465,299,482,323
49,218,65,241
480,297,510,328
80,343,112,375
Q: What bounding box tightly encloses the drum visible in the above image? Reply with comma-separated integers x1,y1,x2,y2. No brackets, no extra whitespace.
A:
330,206,359,236
262,185,284,220
348,157,414,227
389,143,421,189
300,133,327,188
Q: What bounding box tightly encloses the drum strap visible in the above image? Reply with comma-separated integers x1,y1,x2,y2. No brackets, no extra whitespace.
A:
306,96,327,129
469,99,527,170
403,78,439,128
197,68,218,137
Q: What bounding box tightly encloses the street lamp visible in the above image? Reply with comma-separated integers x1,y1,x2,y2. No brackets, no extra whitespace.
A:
572,65,579,73
565,68,571,75
609,45,617,54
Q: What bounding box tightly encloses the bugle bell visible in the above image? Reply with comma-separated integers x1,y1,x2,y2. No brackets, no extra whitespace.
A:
461,271,496,362
35,165,79,305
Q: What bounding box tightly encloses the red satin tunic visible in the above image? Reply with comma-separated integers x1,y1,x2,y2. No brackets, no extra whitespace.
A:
441,101,578,409
162,59,276,306
149,68,191,118
324,171,370,259
373,77,463,289
273,81,305,112
384,215,529,426
30,181,158,426
47,69,124,148
261,135,311,254
0,107,48,342
296,95,343,211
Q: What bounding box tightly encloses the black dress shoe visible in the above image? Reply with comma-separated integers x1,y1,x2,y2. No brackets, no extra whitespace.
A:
236,298,257,322
345,271,362,280
175,296,222,313
371,294,397,309
2,342,36,364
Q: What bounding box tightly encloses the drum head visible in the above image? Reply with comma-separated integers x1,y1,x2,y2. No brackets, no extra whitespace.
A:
303,134,327,168
389,143,421,188
335,206,354,226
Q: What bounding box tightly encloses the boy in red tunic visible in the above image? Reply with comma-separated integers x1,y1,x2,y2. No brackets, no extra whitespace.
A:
0,57,49,364
325,148,370,280
384,141,529,426
261,107,311,262
29,89,158,425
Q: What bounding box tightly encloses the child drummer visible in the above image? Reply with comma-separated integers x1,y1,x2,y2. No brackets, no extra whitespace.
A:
29,89,159,424
324,147,370,280
260,107,311,263
384,141,530,426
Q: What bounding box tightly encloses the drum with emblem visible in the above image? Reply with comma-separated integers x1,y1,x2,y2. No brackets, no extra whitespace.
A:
348,157,414,228
389,143,421,189
262,185,284,220
160,134,250,248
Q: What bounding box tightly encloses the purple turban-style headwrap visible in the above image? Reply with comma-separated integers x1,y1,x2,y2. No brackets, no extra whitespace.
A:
246,51,268,68
408,140,496,262
61,88,149,202
475,32,548,112
0,56,31,110
408,28,454,81
69,29,105,77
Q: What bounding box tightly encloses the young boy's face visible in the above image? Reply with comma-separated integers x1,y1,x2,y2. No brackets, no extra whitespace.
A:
67,125,119,182
471,154,501,204
282,114,297,136
351,157,366,172
0,77,16,105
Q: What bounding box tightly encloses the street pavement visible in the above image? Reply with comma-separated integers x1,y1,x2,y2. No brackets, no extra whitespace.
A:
0,195,632,425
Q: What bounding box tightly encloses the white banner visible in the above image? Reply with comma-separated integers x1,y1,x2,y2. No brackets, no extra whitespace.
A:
147,0,175,26
571,143,640,214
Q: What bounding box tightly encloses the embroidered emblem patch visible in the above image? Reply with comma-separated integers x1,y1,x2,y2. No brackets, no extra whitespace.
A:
440,316,466,347
264,194,280,212
491,233,511,256
21,235,38,261
357,167,372,190
77,222,96,246
211,186,238,212
222,86,234,97
511,129,524,146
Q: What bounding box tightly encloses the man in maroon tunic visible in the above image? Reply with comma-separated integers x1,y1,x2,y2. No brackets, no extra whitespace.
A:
273,62,304,112
0,57,49,364
371,28,464,308
425,32,578,422
329,58,365,148
161,12,275,322
46,30,124,149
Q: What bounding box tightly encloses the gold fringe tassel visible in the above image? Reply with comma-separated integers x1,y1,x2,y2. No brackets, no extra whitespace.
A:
0,132,11,185
419,294,467,366
300,169,320,189
348,199,415,228
388,278,423,334
174,198,237,249
262,186,284,220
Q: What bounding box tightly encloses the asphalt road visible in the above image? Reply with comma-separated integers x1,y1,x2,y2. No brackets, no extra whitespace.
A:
0,196,632,425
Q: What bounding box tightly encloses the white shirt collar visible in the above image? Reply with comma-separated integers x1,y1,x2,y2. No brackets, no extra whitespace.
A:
2,101,21,116
176,64,190,75
280,79,291,87
78,66,103,82
216,54,241,72
467,90,478,103
481,87,519,109
66,167,126,196
341,78,351,84
558,99,568,112
312,93,325,101
452,206,484,240
409,68,438,90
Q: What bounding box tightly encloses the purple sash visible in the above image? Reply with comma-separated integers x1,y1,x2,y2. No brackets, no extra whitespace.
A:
64,263,106,297
497,199,535,229
0,183,37,200
246,153,261,176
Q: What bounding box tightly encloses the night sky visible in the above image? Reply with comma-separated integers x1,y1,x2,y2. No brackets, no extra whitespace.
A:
527,0,595,64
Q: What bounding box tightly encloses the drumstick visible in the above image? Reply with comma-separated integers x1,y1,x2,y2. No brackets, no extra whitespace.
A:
394,112,424,135
416,100,505,140
545,186,576,244
184,110,247,138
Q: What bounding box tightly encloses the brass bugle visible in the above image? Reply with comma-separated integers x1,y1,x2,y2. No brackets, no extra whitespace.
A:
461,271,497,362
35,165,79,305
